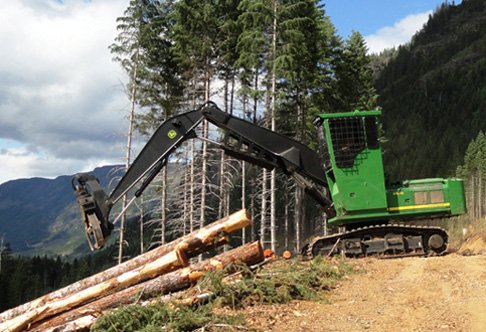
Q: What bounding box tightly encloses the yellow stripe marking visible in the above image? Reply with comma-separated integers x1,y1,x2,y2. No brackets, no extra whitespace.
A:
387,202,451,212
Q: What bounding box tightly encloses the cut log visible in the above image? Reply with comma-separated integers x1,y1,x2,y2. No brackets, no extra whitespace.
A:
1,306,49,332
2,248,187,332
0,209,251,332
0,209,249,324
28,241,264,332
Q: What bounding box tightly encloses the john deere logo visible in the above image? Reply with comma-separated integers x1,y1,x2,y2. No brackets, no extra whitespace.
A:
168,130,177,139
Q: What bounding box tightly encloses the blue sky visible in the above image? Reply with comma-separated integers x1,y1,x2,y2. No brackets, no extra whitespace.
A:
325,1,452,37
0,0,459,184
325,0,462,53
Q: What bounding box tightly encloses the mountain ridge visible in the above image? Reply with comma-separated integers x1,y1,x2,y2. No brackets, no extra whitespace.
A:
0,165,122,257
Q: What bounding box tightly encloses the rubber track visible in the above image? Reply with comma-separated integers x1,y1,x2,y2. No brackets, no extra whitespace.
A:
301,224,448,259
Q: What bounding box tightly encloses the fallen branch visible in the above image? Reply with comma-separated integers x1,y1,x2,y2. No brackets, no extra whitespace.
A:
327,238,341,258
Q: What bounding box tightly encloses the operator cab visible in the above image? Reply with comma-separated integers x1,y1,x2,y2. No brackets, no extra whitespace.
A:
313,110,387,224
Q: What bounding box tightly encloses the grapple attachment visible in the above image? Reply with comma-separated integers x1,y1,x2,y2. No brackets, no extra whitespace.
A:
72,174,113,250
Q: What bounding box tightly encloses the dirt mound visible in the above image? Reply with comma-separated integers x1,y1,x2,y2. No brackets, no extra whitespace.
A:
459,232,486,255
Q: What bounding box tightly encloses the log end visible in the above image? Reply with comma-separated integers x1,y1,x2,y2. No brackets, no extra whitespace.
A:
263,249,275,259
222,209,251,234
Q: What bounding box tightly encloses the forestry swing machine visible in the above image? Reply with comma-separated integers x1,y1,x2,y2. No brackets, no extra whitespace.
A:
72,102,466,258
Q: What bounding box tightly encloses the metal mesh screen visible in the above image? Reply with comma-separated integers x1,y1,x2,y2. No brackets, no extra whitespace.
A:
328,117,366,168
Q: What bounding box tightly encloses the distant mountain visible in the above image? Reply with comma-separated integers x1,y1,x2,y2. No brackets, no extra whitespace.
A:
0,165,123,257
374,0,486,180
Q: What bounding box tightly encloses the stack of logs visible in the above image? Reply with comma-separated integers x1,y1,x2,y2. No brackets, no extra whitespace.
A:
0,209,264,332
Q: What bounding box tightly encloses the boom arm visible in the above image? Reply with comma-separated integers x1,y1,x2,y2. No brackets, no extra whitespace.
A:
72,102,334,250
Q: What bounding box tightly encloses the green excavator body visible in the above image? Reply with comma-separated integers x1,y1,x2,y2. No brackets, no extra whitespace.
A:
314,110,466,228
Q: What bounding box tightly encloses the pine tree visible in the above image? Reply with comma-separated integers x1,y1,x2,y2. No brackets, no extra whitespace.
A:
457,131,486,220
237,0,272,245
333,30,377,112
133,1,184,247
172,1,222,250
214,0,243,233
111,1,185,251
110,0,162,262
275,0,338,250
134,0,184,132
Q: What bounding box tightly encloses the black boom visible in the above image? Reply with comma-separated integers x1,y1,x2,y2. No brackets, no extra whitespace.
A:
72,102,333,249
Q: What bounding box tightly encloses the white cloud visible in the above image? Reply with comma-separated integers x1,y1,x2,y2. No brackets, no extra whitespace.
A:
0,142,118,184
0,0,130,184
364,11,432,54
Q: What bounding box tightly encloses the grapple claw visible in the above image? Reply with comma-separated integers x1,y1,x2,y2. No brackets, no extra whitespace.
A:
72,174,113,250
85,213,108,250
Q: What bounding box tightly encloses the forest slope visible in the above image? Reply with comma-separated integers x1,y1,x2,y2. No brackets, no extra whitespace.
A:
375,0,486,180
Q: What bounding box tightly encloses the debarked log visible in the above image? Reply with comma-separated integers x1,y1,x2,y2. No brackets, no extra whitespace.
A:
0,209,251,332
28,241,264,332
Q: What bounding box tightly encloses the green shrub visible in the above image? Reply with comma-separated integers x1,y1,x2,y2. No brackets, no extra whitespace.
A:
200,255,353,308
90,257,353,332
90,302,244,332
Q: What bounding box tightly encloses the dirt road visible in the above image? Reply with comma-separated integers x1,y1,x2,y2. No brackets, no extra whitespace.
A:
240,253,486,331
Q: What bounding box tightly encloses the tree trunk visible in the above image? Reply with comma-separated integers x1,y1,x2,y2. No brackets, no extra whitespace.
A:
28,242,264,332
190,79,197,234
294,187,302,253
219,151,226,220
118,47,140,265
140,194,144,254
478,171,482,219
183,155,189,236
161,166,168,244
200,119,208,245
261,168,268,246
284,185,289,249
269,0,278,254
190,139,196,233
200,58,211,251
250,69,259,243
242,160,246,245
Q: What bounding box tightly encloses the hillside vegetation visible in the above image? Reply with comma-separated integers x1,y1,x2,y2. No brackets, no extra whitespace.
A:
374,0,486,180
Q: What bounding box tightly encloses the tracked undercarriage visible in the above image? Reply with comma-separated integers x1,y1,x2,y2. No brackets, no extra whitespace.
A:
301,225,448,259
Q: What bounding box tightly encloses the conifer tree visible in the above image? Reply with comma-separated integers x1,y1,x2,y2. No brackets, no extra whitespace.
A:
236,0,275,249
110,0,161,262
266,0,339,250
215,0,242,227
457,131,486,220
333,30,377,112
133,1,184,247
172,0,221,242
